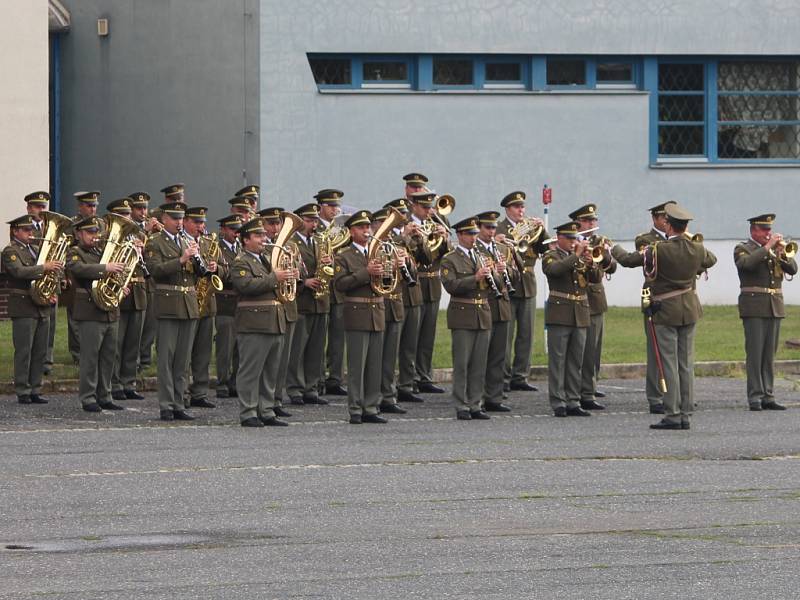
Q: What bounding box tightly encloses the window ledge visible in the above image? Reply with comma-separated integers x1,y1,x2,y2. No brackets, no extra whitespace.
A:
317,88,648,96
651,161,800,169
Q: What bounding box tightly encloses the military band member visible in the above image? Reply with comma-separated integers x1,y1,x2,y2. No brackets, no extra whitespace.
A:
150,183,185,223
231,218,294,427
25,192,57,375
144,201,200,422
334,211,388,424
183,206,222,409
612,201,676,414
235,184,260,215
407,187,448,394
259,208,295,418
3,215,59,404
286,203,331,405
316,188,348,396
568,203,617,410
214,214,242,399
371,208,409,415
496,191,549,392
130,192,159,371
735,214,797,411
475,211,515,412
614,204,717,430
441,217,495,420
106,198,148,401
66,217,126,412
229,195,255,223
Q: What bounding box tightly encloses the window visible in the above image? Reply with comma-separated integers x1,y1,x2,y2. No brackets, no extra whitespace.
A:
597,62,633,83
656,63,706,156
485,62,521,82
433,58,473,86
362,60,408,83
717,60,800,160
309,58,351,86
547,59,586,86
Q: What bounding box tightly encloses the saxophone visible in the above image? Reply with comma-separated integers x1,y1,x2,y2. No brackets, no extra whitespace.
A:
91,213,142,311
30,211,73,306
196,232,224,317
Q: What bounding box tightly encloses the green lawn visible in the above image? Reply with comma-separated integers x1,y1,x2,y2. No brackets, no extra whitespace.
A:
3,305,800,380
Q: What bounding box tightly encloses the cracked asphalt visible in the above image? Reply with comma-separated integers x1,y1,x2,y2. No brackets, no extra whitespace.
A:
2,376,800,599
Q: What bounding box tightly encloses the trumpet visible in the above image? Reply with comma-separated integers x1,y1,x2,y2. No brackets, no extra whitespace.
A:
774,237,797,259
541,227,600,246
685,231,704,243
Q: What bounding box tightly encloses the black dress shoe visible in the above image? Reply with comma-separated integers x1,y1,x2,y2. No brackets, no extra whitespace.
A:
325,384,348,396
484,402,511,412
216,388,230,398
349,414,363,424
681,421,691,430
124,390,145,400
456,410,472,420
173,410,195,421
398,389,424,403
362,414,388,424
30,394,48,404
241,417,264,428
470,410,491,420
580,400,606,410
749,404,763,412
510,381,538,392
228,388,238,398
83,403,102,413
650,419,682,430
649,404,666,414
289,396,305,405
566,406,591,417
274,407,292,418
261,416,289,427
417,382,445,394
303,395,329,405
99,402,125,411
17,395,31,405
190,398,216,408
553,406,567,417
111,390,126,401
159,410,174,421
762,401,787,411
594,390,607,398
380,403,407,414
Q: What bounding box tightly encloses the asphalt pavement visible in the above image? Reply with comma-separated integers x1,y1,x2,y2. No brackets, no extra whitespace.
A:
2,376,800,599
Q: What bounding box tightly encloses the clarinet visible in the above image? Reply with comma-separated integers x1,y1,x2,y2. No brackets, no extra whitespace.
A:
491,241,515,294
477,252,503,299
179,229,210,277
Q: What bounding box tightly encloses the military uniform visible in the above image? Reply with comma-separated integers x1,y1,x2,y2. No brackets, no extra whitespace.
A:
334,211,386,422
496,191,550,390
734,214,797,410
129,191,157,371
214,218,241,398
275,240,300,405
231,231,287,426
2,217,51,404
144,202,200,419
541,223,593,416
66,220,121,411
286,204,330,404
440,219,495,418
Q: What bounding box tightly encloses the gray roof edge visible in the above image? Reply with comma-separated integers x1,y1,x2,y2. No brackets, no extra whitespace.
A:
49,0,70,33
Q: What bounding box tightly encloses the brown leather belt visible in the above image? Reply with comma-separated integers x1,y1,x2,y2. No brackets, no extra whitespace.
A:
345,296,384,304
450,298,487,306
155,284,194,293
215,289,237,296
416,272,437,278
549,291,587,302
740,286,782,295
651,287,692,301
237,299,281,307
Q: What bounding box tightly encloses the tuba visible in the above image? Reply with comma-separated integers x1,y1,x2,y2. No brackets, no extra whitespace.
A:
368,207,405,296
30,211,73,306
196,232,225,317
311,215,351,300
269,211,304,303
91,213,142,311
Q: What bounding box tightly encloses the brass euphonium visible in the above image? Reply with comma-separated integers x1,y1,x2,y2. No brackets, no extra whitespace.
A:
30,211,73,306
312,215,351,300
196,232,225,317
269,211,304,303
368,207,406,296
91,213,142,311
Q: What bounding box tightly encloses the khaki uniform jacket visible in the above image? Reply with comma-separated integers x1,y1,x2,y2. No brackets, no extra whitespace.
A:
66,246,119,322
475,239,515,323
334,245,386,332
384,231,418,322
496,218,550,299
542,247,591,328
294,232,330,315
401,230,428,308
231,251,286,334
734,239,798,318
614,236,717,326
1,240,49,318
586,235,617,315
144,231,200,320
441,248,494,331
215,239,239,317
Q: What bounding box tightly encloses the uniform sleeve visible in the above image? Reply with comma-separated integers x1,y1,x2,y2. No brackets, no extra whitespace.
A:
2,247,45,280
65,250,106,280
611,244,644,268
542,252,581,276
334,252,370,292
734,244,768,272
701,246,717,270
145,238,182,278
781,255,798,276
441,256,478,295
231,260,277,295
